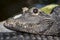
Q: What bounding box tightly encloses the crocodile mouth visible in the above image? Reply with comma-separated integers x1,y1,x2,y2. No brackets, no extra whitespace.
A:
4,18,54,35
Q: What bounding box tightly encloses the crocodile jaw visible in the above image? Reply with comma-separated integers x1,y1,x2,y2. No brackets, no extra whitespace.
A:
3,13,55,35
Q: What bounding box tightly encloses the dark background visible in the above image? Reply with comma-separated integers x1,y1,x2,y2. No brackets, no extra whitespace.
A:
0,0,60,21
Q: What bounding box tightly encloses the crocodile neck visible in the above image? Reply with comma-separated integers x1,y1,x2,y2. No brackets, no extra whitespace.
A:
0,32,60,40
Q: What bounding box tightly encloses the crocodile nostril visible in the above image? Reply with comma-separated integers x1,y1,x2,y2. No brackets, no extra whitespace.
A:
4,22,13,28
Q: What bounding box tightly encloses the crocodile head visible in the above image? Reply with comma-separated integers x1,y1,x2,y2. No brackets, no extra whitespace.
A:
4,7,59,35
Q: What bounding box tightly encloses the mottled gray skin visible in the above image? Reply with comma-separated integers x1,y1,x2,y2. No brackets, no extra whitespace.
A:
0,32,60,40
4,6,60,35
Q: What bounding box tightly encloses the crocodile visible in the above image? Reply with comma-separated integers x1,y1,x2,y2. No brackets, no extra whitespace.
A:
3,4,60,36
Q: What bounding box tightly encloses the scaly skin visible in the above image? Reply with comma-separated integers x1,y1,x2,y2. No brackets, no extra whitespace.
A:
4,6,60,35
0,32,60,40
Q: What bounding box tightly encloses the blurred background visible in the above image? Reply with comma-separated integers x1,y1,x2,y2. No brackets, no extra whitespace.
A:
0,0,60,21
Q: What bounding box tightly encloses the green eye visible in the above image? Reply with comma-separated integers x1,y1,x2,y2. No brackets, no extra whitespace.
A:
40,4,59,14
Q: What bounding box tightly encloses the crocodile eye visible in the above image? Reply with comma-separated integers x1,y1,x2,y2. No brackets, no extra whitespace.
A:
33,8,38,13
29,7,40,15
